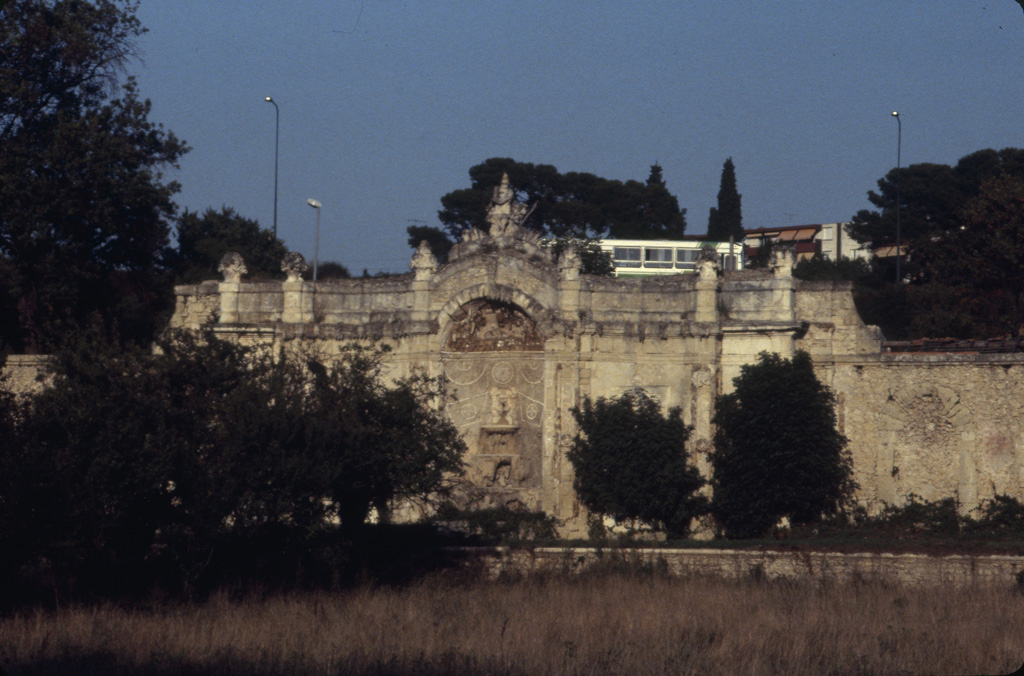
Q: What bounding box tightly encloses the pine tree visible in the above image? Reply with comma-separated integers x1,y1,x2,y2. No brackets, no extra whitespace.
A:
707,158,743,242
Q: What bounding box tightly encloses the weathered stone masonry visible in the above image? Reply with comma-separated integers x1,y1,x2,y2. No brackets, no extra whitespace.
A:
166,182,1024,536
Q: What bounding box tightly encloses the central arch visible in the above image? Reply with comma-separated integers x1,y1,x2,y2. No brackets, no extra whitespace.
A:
440,294,548,508
444,298,544,352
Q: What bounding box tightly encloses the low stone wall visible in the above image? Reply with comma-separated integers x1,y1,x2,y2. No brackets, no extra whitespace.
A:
1,354,50,395
459,547,1024,587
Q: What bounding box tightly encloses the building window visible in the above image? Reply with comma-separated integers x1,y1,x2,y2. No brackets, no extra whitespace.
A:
644,247,673,268
613,247,642,268
675,248,700,270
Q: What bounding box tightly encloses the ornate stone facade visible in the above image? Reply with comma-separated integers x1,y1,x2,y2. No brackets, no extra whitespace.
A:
160,179,1024,535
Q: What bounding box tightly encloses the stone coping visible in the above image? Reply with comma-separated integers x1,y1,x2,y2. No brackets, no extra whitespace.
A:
445,546,1024,587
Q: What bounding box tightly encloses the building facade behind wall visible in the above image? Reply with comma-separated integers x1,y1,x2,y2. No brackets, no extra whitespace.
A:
744,223,871,263
168,179,1024,535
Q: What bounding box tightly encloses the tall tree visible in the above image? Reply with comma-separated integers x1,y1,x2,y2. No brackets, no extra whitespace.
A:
706,158,743,242
173,207,287,283
710,351,854,539
0,331,466,600
568,388,705,538
0,0,187,352
848,148,1024,252
627,163,687,240
847,147,1024,338
914,174,1024,336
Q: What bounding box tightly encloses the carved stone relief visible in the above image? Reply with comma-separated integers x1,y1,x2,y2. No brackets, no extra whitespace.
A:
489,386,519,425
444,299,544,352
882,383,972,501
218,252,247,282
443,301,546,500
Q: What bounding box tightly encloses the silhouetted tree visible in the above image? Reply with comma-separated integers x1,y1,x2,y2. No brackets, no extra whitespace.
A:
710,351,854,539
0,0,187,351
173,207,287,283
317,261,351,280
437,158,687,241
0,331,465,601
849,148,1024,338
706,158,743,242
568,388,705,538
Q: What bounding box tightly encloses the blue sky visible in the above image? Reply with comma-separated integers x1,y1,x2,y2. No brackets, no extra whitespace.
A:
133,1,1024,275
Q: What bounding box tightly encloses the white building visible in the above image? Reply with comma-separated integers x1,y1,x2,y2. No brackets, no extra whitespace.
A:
599,239,744,278
743,223,871,263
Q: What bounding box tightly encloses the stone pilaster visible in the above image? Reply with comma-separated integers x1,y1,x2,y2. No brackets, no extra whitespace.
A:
217,252,247,324
281,252,312,323
694,252,720,324
409,241,437,323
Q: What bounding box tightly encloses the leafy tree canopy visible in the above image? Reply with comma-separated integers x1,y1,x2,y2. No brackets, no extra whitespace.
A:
847,148,1024,338
710,351,855,539
848,147,1024,250
0,331,465,600
173,207,287,283
914,174,1024,335
793,254,873,284
0,0,187,352
438,158,687,241
317,260,351,280
568,388,706,538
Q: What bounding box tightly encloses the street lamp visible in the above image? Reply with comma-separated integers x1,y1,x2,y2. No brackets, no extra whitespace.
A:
265,96,279,239
307,198,321,283
892,111,901,284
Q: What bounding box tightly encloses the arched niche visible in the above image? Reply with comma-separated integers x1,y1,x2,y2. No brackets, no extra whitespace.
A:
441,298,546,505
444,298,544,352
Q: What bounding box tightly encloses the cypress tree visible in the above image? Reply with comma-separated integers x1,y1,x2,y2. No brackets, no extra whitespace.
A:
707,158,743,242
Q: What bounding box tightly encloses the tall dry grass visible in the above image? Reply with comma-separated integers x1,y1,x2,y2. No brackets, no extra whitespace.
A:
1,573,1022,675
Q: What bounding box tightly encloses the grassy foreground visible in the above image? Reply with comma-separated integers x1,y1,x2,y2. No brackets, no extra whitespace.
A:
1,574,1022,676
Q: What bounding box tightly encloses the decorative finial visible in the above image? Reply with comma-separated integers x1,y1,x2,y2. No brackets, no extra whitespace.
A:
696,245,720,281
281,252,308,282
486,173,529,238
493,173,514,205
411,240,438,280
218,252,247,282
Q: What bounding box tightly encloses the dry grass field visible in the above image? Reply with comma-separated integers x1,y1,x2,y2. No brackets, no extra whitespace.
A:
2,573,1022,676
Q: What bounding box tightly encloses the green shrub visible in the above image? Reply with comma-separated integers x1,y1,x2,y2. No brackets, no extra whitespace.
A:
568,388,706,539
710,351,855,539
432,503,558,543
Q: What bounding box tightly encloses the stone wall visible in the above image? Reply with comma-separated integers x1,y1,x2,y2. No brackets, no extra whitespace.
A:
1,354,50,395
159,182,1024,536
12,178,1022,537
828,355,1024,512
461,546,1024,588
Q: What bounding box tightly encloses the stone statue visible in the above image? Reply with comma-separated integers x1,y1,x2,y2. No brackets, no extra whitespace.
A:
486,173,531,238
559,245,582,281
410,240,438,280
770,246,795,279
697,245,720,281
489,386,519,426
218,252,247,283
281,252,308,282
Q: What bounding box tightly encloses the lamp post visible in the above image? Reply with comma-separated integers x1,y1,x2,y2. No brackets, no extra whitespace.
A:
265,96,279,239
892,110,901,284
307,198,321,283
